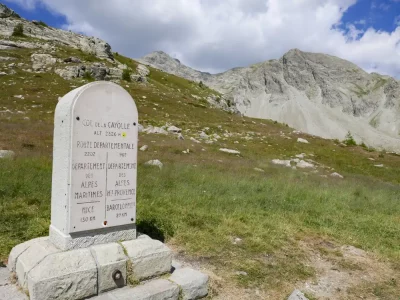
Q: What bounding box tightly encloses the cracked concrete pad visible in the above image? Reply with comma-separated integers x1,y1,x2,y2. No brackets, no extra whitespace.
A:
27,248,97,300
169,267,209,300
91,242,127,293
15,238,59,288
122,238,172,280
7,237,48,272
111,279,179,300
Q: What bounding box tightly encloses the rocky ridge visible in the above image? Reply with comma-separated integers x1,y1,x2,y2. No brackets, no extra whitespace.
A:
0,4,112,60
139,50,400,152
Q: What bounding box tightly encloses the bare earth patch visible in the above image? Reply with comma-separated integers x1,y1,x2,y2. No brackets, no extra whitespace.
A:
169,238,399,299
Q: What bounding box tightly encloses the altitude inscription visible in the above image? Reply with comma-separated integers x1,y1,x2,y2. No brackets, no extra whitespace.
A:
70,117,137,232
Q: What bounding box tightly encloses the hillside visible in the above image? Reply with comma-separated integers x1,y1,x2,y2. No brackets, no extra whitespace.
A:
1,4,400,299
140,49,400,153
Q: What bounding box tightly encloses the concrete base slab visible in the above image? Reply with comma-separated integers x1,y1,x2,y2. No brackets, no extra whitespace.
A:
49,224,137,251
6,235,209,300
169,268,209,300
122,239,172,280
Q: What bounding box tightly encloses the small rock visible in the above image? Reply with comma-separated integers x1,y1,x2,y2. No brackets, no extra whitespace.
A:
167,125,182,133
0,72,6,76
235,271,248,276
297,138,309,144
219,148,240,155
295,153,306,159
199,131,209,139
63,57,81,63
374,164,384,168
368,158,375,161
190,137,201,144
232,237,242,245
182,149,190,154
330,172,343,179
145,159,163,169
254,168,264,172
288,289,309,300
140,145,148,151
177,133,184,140
271,159,291,167
144,126,168,135
138,124,144,132
0,150,15,158
13,95,24,99
296,160,314,169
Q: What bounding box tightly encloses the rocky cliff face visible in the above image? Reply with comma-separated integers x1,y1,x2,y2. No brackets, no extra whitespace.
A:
140,50,400,152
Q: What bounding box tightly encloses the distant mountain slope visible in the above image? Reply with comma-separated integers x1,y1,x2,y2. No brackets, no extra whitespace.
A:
0,3,112,60
140,50,400,152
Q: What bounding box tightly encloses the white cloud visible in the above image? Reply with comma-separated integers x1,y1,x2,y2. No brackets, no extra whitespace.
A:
5,0,400,78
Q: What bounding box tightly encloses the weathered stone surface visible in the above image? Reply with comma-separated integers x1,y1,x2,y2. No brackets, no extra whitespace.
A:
143,125,168,134
0,267,9,286
145,159,163,169
49,224,137,251
7,237,48,273
111,279,179,300
137,64,150,77
0,150,14,159
90,243,127,293
296,160,314,169
0,3,19,18
63,57,81,63
288,289,309,300
31,53,57,71
297,138,309,144
330,172,344,179
169,268,209,300
0,284,28,300
27,248,97,300
122,238,172,280
15,238,59,288
271,159,291,167
55,65,85,80
167,125,182,133
219,148,240,155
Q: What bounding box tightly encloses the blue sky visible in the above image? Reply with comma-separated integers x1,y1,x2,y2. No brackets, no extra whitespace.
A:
3,0,400,77
340,0,400,33
4,1,67,28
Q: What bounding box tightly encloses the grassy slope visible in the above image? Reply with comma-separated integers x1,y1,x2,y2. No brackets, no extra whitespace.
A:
0,39,400,298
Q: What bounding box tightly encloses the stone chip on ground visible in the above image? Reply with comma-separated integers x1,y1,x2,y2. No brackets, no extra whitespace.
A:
288,289,309,300
145,159,163,169
219,148,240,154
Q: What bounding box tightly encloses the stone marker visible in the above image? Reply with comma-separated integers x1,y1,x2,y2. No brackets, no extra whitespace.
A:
6,81,209,300
49,81,138,250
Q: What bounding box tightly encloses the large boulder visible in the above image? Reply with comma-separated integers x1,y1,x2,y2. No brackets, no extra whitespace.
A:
31,53,57,71
137,64,150,77
87,63,109,80
55,65,85,80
